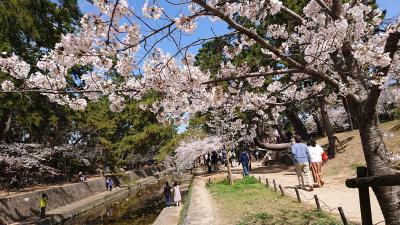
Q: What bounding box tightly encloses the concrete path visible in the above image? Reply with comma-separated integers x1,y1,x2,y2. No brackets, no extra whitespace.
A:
152,205,182,225
152,172,193,225
185,175,222,225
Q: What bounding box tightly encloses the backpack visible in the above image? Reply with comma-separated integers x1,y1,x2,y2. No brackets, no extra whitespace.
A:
322,151,328,162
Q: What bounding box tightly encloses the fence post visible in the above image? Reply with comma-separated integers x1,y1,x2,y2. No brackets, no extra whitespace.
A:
279,185,285,196
266,178,269,187
338,207,348,225
295,188,301,203
273,180,277,192
357,166,372,225
314,195,321,210
259,176,261,183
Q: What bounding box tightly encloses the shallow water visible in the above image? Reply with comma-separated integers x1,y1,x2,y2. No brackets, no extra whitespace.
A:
63,189,165,225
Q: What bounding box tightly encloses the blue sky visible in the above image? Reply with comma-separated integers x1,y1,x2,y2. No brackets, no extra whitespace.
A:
77,0,400,133
78,0,400,57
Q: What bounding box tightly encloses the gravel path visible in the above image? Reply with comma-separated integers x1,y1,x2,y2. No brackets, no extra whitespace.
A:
185,175,224,225
249,163,384,224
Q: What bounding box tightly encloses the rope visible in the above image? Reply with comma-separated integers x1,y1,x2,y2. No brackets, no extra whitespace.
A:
298,191,316,201
318,198,338,212
283,188,296,195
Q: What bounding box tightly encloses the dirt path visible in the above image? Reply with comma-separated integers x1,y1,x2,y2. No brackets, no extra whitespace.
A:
185,175,224,225
249,162,384,224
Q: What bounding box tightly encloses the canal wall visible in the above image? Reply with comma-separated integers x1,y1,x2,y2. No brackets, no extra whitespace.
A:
1,166,170,224
152,172,194,225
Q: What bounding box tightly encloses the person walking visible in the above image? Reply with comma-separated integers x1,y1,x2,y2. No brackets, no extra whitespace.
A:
206,152,212,173
291,135,314,191
39,193,48,218
239,150,250,176
78,171,84,182
105,177,109,191
108,178,113,191
229,149,237,167
255,150,259,161
211,151,218,172
164,182,172,207
172,182,182,206
308,139,325,187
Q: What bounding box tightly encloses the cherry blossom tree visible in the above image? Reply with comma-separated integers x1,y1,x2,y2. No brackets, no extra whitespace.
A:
0,0,399,222
174,136,222,171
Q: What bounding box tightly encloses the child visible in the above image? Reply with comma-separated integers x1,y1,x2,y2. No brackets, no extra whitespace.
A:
173,182,181,206
39,193,48,218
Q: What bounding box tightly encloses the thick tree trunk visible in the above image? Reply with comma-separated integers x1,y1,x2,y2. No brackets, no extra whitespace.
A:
312,113,324,136
348,98,400,225
318,97,335,158
0,111,11,143
255,138,291,150
276,117,288,143
341,96,354,131
285,106,309,140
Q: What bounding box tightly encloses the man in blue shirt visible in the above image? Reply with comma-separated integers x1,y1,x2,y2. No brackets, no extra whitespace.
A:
291,135,314,191
239,150,250,176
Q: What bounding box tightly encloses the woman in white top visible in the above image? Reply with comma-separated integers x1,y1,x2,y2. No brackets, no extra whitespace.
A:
308,140,325,187
173,182,182,206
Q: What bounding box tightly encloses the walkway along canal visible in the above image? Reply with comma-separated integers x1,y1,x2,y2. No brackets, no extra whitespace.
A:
6,168,194,225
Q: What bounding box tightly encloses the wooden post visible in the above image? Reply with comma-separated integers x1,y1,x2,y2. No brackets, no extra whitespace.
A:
259,176,261,183
338,207,348,225
314,195,321,210
295,188,301,203
357,167,372,225
266,178,269,187
279,185,285,196
208,177,211,183
273,180,277,192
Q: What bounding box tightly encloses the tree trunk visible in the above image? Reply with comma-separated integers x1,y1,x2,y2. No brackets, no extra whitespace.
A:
285,106,309,140
276,117,288,143
312,113,324,137
348,97,400,225
318,97,336,158
341,96,354,131
226,149,233,185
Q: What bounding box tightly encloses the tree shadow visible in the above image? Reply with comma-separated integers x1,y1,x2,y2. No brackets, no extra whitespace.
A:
250,165,295,174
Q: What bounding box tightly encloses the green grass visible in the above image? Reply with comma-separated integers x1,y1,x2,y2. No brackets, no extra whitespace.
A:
350,163,365,171
178,176,194,225
207,177,348,225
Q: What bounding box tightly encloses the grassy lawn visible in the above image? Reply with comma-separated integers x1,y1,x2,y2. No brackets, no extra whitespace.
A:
207,176,349,225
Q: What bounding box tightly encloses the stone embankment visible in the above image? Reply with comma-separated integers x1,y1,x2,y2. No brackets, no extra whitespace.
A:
1,166,171,224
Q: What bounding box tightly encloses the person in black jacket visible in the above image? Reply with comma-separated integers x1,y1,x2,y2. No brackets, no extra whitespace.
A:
164,182,172,207
211,151,218,172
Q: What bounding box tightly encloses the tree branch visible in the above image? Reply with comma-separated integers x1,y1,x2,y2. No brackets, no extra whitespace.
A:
315,0,338,20
201,69,301,85
192,0,342,90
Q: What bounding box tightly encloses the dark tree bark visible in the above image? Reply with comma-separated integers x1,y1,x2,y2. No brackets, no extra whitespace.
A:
0,112,12,143
285,105,309,140
318,97,335,158
341,96,354,130
276,120,288,143
348,96,400,225
312,113,324,136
